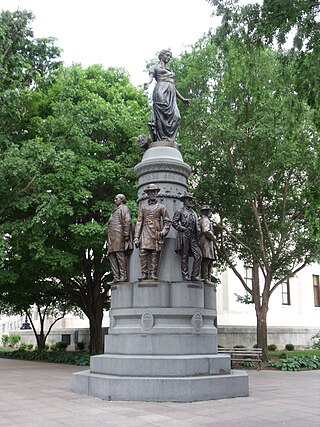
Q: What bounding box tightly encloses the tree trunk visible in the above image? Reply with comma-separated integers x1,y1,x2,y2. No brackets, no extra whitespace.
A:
36,332,46,351
88,314,104,354
252,265,270,361
256,307,269,361
74,287,105,353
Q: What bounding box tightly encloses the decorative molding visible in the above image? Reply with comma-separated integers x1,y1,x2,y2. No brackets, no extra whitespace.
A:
191,312,203,332
141,311,155,331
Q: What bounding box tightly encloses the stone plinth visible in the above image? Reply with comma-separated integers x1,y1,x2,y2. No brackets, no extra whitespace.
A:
72,280,249,401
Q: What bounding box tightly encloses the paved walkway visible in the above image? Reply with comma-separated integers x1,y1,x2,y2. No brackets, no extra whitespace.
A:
0,359,319,426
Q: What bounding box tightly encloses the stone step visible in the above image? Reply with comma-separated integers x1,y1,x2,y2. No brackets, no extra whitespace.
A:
72,369,249,402
90,353,231,377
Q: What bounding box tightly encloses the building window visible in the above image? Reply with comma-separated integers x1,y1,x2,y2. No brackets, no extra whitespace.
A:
61,334,71,345
313,275,320,307
282,280,291,305
244,266,253,288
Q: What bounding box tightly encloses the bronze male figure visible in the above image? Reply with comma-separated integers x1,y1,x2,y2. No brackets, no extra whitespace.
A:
199,205,217,285
172,192,202,282
107,194,132,283
134,184,170,280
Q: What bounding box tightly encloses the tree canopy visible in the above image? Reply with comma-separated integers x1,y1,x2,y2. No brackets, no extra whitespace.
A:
175,3,319,357
0,10,149,353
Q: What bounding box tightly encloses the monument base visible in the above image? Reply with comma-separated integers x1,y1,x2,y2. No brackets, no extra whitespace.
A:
72,367,248,402
72,280,249,401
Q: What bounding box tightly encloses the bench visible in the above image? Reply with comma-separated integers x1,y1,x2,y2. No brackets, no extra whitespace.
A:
218,347,263,370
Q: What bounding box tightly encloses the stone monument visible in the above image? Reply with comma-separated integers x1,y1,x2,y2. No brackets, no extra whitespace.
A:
72,50,248,401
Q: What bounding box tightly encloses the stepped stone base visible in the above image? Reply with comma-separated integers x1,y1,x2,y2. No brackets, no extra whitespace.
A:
72,280,249,401
72,368,248,402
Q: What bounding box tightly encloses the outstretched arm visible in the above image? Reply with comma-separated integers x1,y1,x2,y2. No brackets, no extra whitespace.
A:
143,71,154,90
176,89,190,105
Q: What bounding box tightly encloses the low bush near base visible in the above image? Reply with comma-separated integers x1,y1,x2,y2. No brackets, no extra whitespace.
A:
268,355,320,371
311,332,320,350
285,343,295,351
268,344,277,351
0,349,90,366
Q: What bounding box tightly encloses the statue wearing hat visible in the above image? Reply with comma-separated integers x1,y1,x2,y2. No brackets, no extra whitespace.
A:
134,184,171,280
199,205,217,285
172,192,202,282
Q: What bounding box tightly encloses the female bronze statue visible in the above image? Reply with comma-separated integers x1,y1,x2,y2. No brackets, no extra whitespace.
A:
144,49,190,143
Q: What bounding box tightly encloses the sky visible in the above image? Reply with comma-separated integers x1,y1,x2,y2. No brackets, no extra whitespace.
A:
0,0,219,86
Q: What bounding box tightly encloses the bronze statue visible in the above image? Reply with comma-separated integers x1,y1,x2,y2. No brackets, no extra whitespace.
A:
107,194,132,283
134,184,170,280
199,205,217,285
144,49,190,142
172,192,202,282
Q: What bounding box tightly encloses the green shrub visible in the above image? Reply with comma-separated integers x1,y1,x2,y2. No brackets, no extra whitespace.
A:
298,355,320,369
19,343,33,351
268,344,277,351
268,360,282,369
0,349,91,366
35,344,49,351
285,343,295,351
51,341,68,351
2,334,22,348
240,360,256,368
268,355,320,371
233,345,246,349
279,357,300,371
1,335,9,347
311,332,320,350
75,341,85,351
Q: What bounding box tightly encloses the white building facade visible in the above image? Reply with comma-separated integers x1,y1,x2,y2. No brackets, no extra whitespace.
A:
1,264,319,349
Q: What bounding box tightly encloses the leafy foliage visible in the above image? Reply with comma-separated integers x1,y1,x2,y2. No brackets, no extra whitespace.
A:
285,343,295,351
0,349,90,366
311,332,320,350
267,344,277,351
1,333,21,348
207,0,320,126
0,10,150,354
174,7,319,359
268,355,320,371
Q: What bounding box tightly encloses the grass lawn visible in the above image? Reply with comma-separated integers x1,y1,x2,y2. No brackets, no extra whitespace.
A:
269,349,320,359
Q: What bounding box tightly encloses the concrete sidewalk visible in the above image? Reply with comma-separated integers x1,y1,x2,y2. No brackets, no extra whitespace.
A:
0,359,319,427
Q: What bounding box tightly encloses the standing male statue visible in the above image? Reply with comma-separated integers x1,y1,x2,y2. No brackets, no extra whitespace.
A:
172,192,202,282
107,194,132,283
134,184,171,280
199,205,217,285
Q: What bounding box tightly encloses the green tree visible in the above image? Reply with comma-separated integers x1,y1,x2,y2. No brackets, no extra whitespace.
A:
207,0,320,124
0,9,61,145
0,284,76,350
176,35,319,360
0,9,61,222
0,64,149,354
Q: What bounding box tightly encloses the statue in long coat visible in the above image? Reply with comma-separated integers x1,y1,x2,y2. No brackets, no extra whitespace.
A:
172,192,202,282
199,205,217,285
134,184,170,280
107,194,132,283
